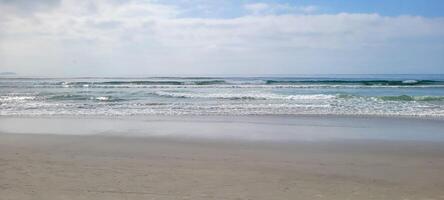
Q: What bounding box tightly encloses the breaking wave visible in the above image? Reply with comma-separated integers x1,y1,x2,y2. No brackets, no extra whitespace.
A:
377,95,444,102
265,80,442,86
62,80,227,86
150,91,336,100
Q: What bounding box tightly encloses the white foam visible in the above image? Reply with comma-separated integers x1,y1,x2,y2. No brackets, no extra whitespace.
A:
152,91,335,100
0,96,36,102
402,80,418,84
95,96,110,101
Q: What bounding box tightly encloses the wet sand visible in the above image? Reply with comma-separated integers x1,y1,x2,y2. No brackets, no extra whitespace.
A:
1,116,444,199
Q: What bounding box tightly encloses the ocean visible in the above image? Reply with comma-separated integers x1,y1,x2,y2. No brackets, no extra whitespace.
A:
1,74,444,117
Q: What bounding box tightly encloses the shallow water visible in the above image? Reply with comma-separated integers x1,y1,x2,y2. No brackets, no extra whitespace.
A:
1,116,443,141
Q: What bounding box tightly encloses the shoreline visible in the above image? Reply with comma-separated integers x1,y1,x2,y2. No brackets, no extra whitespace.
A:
2,113,444,121
1,115,444,142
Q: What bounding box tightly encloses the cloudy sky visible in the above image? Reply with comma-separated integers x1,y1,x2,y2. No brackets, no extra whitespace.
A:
0,0,443,76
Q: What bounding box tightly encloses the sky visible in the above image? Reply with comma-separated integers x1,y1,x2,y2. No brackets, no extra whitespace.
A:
0,0,443,76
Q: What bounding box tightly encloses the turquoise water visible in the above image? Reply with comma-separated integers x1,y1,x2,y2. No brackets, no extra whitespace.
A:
1,74,444,117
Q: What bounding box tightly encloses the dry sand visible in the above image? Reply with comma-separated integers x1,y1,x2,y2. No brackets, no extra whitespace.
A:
1,133,444,200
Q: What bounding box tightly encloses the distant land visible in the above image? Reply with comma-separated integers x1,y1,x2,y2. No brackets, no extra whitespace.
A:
0,72,17,76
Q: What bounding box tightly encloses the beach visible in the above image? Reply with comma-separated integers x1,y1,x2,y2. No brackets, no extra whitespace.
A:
1,116,444,200
2,0,444,198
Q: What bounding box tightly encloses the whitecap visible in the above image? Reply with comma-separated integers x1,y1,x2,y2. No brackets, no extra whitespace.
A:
402,80,418,84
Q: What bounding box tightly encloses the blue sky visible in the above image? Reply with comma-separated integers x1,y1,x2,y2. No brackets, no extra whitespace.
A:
0,0,443,76
269,0,444,17
171,0,444,17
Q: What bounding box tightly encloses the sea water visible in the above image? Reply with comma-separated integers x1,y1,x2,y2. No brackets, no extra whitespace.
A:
1,74,444,117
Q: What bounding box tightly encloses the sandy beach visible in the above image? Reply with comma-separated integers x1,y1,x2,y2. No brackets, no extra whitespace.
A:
1,116,444,200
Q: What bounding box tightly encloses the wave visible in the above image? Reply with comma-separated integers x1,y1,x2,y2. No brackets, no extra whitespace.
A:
47,94,124,102
65,79,443,86
334,94,444,102
2,94,444,117
377,95,444,102
151,92,444,102
62,80,227,86
5,84,443,89
4,93,443,103
0,96,36,102
151,91,336,100
3,78,444,89
265,80,442,86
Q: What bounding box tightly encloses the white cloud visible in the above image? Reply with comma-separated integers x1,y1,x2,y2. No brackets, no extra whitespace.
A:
1,0,443,76
244,3,318,15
